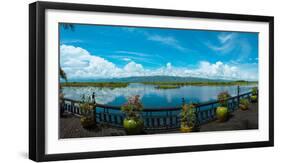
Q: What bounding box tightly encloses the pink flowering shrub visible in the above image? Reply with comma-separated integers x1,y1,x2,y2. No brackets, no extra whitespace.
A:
121,95,143,120
217,91,231,107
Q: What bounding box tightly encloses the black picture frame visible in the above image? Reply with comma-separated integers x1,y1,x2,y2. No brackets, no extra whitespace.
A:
29,1,274,162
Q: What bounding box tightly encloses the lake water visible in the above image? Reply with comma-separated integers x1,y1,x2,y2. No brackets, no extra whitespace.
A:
62,83,255,108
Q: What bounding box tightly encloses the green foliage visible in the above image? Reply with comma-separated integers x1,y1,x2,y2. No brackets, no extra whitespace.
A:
143,81,258,87
217,91,231,107
61,82,129,88
180,103,197,128
240,98,250,106
250,87,258,103
79,95,96,128
80,116,96,129
252,87,258,95
59,67,67,82
59,85,64,99
251,95,258,103
59,66,67,102
62,23,75,31
59,92,64,103
240,98,250,110
121,95,143,120
155,85,180,89
79,95,95,116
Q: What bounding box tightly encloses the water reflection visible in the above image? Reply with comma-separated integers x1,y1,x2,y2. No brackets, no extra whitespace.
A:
62,83,255,107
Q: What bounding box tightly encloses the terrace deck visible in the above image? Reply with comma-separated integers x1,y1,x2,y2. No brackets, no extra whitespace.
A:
200,102,258,132
60,103,258,139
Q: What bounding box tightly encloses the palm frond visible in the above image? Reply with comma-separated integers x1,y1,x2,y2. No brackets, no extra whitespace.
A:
59,67,67,81
62,23,75,31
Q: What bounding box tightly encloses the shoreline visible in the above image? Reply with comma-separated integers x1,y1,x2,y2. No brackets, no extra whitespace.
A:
60,81,258,88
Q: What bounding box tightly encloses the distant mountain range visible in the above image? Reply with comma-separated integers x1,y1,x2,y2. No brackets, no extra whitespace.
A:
68,76,231,83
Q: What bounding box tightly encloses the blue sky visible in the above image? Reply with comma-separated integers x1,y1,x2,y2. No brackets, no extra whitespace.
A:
59,23,258,81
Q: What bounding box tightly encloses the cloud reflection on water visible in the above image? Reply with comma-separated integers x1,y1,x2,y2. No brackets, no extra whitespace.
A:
62,83,254,107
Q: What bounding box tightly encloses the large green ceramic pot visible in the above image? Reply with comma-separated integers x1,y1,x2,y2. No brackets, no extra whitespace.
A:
239,104,248,111
80,116,96,129
123,118,144,135
216,107,228,122
180,123,193,133
251,95,257,103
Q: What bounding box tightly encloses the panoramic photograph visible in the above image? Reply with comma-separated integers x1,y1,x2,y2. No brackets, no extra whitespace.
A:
59,23,259,138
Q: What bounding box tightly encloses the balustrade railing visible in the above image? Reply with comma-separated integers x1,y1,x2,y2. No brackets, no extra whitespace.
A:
60,91,252,131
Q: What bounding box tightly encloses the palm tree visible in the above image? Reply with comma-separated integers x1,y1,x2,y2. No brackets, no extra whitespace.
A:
60,23,73,81
59,67,67,115
61,23,75,31
59,67,67,82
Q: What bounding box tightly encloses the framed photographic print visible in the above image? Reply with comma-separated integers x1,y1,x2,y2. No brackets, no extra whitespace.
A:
29,1,274,162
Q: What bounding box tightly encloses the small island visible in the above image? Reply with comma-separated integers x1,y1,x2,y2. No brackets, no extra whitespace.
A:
155,85,180,89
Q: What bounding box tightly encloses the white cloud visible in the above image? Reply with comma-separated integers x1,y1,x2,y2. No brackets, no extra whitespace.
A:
61,39,83,44
120,28,188,52
147,34,186,51
60,45,122,79
122,58,131,62
218,33,235,43
166,62,172,69
206,33,254,64
124,61,145,75
115,50,150,57
196,61,239,79
206,33,237,53
60,45,257,81
108,54,157,66
120,27,137,32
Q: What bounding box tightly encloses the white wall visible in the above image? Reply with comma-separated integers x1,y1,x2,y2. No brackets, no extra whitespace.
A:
0,0,280,162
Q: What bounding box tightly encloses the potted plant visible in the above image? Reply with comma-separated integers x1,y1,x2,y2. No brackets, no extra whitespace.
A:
216,91,230,122
59,67,67,117
79,95,96,129
59,85,65,117
121,95,144,135
250,87,258,103
180,103,197,132
239,98,250,110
